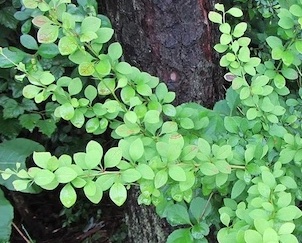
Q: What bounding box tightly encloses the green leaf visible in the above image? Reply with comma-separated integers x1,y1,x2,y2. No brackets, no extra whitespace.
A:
180,118,194,129
81,16,101,33
59,103,75,120
220,213,230,226
214,145,232,160
37,119,57,137
266,36,283,49
84,183,103,204
167,228,192,243
181,145,198,161
121,168,141,183
104,147,122,168
246,107,258,120
84,85,97,103
154,169,168,189
189,197,209,222
0,188,13,242
233,22,247,38
68,77,82,95
0,47,26,68
136,164,155,180
226,7,243,17
19,114,41,131
60,183,77,208
95,58,111,76
137,84,152,96
199,162,219,176
95,27,114,43
279,176,297,189
276,206,302,221
32,15,52,27
58,36,78,55
108,42,123,60
33,151,51,169
168,165,186,182
129,138,144,161
54,167,77,183
238,46,250,62
40,71,55,85
96,174,117,191
191,222,209,240
38,43,59,58
231,180,246,199
144,110,160,124
85,118,99,133
244,230,263,243
274,73,286,89
12,180,31,191
79,62,95,76
115,62,132,75
281,67,298,80
166,204,191,226
278,222,295,235
208,11,222,24
37,24,59,43
20,34,38,50
279,234,299,243
34,169,56,186
109,182,127,206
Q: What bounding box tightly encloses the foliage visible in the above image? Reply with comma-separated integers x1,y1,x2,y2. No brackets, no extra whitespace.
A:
0,138,44,242
1,0,302,242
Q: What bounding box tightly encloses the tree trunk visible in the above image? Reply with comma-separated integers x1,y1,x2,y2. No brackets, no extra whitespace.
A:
100,1,224,242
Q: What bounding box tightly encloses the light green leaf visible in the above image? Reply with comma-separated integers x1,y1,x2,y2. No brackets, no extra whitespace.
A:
108,42,123,60
34,169,56,186
244,230,263,243
37,24,59,43
226,7,243,17
60,183,77,208
276,206,302,221
59,103,75,120
136,164,155,180
104,147,122,168
233,22,247,38
168,165,186,182
121,168,141,183
96,174,117,191
208,11,222,24
115,62,132,75
278,222,295,235
85,184,103,204
129,138,144,161
33,152,51,169
109,182,127,206
154,169,168,189
231,180,246,199
58,36,78,55
84,85,97,103
144,110,160,124
54,166,77,183
78,62,95,76
199,162,219,176
81,16,101,33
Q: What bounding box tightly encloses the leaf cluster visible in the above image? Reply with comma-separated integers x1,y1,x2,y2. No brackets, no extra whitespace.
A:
1,0,302,242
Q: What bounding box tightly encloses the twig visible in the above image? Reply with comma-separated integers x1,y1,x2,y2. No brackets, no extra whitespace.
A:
12,222,31,243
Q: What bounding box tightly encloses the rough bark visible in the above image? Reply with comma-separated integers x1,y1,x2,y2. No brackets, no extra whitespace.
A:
100,1,224,242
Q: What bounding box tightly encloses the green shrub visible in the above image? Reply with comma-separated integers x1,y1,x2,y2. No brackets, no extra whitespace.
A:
1,0,302,242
